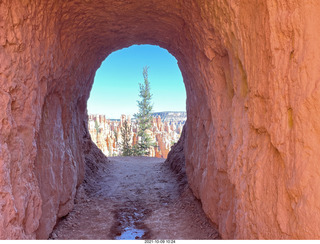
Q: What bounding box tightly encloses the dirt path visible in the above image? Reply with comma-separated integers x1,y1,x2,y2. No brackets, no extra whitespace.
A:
50,156,220,240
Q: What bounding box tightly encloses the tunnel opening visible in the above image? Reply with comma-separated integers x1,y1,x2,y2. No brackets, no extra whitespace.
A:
87,44,187,159
30,1,231,237
27,0,233,237
48,44,202,240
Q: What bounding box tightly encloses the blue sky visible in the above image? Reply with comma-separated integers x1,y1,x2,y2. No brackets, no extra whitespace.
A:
87,45,186,119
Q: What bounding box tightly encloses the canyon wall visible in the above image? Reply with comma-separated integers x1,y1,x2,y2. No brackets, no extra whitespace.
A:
1,0,320,239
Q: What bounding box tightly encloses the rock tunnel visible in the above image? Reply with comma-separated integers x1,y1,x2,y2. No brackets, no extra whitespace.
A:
1,0,320,240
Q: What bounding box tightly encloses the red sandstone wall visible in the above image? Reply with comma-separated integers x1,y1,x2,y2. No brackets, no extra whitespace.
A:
1,0,320,240
185,1,320,239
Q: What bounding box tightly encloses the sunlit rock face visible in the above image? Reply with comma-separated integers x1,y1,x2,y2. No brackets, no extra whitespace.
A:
1,0,320,240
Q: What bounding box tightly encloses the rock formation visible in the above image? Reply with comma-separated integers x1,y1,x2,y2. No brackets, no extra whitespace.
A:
1,0,320,240
88,114,184,158
165,123,187,189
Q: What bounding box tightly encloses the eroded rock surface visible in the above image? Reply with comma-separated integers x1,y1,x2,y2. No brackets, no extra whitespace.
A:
1,0,320,240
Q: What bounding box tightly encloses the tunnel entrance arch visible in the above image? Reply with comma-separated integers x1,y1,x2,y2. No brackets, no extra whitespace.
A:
32,1,228,238
32,1,230,235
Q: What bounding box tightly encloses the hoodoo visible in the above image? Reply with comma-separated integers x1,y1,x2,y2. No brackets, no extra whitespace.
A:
1,0,320,239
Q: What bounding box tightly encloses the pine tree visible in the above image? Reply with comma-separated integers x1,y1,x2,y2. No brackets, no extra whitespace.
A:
120,119,133,156
134,66,154,156
94,119,100,141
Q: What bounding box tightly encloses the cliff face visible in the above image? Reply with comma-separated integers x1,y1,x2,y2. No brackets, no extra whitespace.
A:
1,0,320,240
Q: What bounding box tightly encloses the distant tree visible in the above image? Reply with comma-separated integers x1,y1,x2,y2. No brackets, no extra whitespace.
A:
120,119,133,156
94,119,100,140
133,66,155,156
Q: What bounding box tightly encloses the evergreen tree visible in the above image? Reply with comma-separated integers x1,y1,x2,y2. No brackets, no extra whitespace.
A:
113,128,118,144
94,119,100,140
120,119,133,156
134,66,154,156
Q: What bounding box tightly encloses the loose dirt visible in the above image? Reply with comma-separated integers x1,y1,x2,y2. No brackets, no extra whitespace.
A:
50,156,220,240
